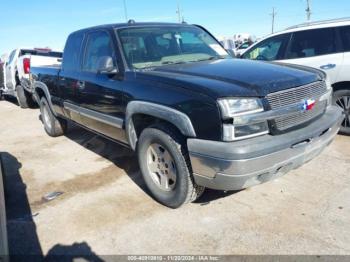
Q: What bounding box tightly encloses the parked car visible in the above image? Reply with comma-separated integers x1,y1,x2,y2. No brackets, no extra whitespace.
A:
234,33,256,46
0,59,4,92
241,18,350,135
30,22,343,208
2,48,62,108
219,38,236,56
235,42,251,57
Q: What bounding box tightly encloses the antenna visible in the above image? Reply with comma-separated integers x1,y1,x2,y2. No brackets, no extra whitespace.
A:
123,0,128,22
306,0,311,21
270,7,277,34
176,0,184,23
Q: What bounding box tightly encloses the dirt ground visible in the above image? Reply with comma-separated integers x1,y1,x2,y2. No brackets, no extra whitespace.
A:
0,99,350,257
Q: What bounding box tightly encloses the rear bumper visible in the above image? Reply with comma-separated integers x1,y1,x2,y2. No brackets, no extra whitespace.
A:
188,106,344,191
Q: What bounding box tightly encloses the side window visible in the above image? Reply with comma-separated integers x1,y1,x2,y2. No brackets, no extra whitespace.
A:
239,43,250,50
82,31,116,73
62,32,84,71
8,50,16,64
243,34,289,61
339,25,350,52
286,28,336,59
120,36,146,63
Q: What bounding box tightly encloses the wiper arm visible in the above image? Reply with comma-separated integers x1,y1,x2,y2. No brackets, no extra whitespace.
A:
191,56,226,63
161,60,187,65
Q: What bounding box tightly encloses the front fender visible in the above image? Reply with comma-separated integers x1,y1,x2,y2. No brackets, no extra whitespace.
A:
125,101,196,150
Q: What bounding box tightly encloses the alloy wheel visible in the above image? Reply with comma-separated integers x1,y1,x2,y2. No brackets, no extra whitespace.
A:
146,143,177,192
336,95,350,128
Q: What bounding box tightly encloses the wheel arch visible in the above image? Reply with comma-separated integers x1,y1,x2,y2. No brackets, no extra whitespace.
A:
125,101,196,150
34,81,57,116
332,81,350,92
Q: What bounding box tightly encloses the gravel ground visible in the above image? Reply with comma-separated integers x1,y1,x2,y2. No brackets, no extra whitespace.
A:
0,100,349,257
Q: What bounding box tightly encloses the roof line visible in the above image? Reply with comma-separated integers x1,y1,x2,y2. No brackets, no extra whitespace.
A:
286,17,350,30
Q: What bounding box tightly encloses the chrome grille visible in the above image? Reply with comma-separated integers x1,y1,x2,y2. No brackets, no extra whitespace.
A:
267,81,328,131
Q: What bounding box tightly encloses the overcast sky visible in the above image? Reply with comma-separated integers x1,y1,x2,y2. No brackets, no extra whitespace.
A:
1,0,350,56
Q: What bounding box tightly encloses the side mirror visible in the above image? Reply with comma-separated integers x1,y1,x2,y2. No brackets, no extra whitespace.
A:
97,56,118,75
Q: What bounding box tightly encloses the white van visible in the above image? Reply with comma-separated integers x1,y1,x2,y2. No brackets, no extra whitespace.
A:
241,18,350,135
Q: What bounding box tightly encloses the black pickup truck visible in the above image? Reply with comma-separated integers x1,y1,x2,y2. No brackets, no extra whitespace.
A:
30,22,344,208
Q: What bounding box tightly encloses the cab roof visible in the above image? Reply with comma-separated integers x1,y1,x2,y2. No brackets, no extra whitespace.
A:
73,22,193,34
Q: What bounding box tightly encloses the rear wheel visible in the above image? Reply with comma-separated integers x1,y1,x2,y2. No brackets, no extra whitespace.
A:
137,123,204,208
16,85,35,108
16,85,29,108
39,97,67,137
333,89,350,135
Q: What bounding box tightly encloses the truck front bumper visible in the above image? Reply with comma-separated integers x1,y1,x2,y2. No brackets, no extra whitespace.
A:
188,106,344,191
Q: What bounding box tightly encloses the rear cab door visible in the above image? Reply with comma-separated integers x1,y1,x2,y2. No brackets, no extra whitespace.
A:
281,27,344,84
59,31,85,123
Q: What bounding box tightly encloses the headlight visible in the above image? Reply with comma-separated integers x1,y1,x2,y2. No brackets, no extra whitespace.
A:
218,98,268,141
322,77,333,105
325,77,332,90
218,98,264,118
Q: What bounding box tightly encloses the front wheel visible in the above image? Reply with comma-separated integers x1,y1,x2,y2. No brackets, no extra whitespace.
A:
39,97,67,137
333,89,350,135
137,124,204,208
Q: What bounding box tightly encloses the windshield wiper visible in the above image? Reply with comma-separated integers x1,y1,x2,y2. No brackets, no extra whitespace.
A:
161,60,187,65
190,56,226,63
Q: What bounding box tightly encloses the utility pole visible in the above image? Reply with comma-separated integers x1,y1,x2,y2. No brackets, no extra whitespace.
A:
270,7,277,34
306,0,312,21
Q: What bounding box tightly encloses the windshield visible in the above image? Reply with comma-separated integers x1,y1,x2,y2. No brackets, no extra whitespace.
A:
20,50,62,58
117,26,230,69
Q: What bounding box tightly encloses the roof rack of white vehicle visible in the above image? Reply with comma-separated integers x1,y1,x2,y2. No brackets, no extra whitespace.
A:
286,17,350,30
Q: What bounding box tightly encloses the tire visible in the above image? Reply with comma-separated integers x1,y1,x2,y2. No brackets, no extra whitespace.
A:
333,89,350,135
39,97,67,137
137,123,205,208
16,85,29,108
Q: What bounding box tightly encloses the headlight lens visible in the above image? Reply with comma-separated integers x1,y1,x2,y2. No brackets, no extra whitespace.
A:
223,122,269,141
218,98,268,141
325,77,332,90
218,98,264,118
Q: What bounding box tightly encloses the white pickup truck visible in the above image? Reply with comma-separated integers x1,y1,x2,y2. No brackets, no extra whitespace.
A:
1,48,62,108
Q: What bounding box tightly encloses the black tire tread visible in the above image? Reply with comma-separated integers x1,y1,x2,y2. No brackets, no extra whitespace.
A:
16,85,29,108
333,89,350,136
40,97,67,137
139,123,204,207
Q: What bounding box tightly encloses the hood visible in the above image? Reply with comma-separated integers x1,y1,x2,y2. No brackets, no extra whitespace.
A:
137,59,323,98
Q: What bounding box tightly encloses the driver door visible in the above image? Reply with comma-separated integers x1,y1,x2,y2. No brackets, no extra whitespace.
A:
78,30,126,142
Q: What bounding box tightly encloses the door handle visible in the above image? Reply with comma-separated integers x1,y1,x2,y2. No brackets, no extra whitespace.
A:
76,80,85,89
320,64,336,70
